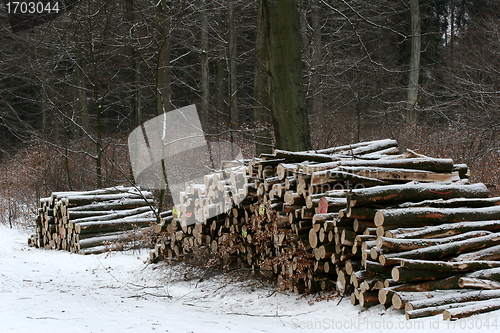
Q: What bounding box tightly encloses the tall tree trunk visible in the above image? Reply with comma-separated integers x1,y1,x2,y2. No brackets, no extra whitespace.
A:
261,0,311,151
125,0,141,129
311,0,322,115
253,0,273,155
63,105,73,191
155,0,173,220
125,0,141,182
407,0,421,123
74,56,88,137
85,5,103,188
156,3,172,115
216,5,226,126
200,0,209,127
228,0,238,157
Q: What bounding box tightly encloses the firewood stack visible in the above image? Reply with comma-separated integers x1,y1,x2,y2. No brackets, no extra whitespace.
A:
29,137,500,320
337,182,500,319
150,138,500,320
29,186,166,254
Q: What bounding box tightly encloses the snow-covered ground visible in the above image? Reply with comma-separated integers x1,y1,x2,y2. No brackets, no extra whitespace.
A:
1,224,499,333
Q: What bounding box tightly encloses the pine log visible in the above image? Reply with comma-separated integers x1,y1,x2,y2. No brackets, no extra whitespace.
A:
386,220,500,240
399,259,500,272
378,288,394,306
66,210,118,220
69,206,154,224
276,163,298,180
353,219,376,233
406,302,472,320
341,229,357,246
384,275,463,293
68,198,154,212
350,270,378,288
346,207,377,220
375,206,500,228
310,170,387,186
391,291,446,310
335,166,459,183
345,261,361,275
376,230,491,252
312,213,338,224
392,266,457,283
306,196,346,210
299,139,397,156
61,192,153,206
77,230,145,250
443,299,500,320
75,217,156,234
458,278,500,289
359,290,379,307
379,232,500,265
284,191,305,205
359,279,379,292
50,186,143,203
309,228,318,249
341,139,398,156
305,158,455,174
399,196,500,209
364,260,393,275
453,244,500,262
349,183,489,208
466,267,500,281
273,149,337,163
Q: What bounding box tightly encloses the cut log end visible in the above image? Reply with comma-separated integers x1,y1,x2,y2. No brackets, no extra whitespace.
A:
374,211,384,227
392,293,404,310
443,310,452,321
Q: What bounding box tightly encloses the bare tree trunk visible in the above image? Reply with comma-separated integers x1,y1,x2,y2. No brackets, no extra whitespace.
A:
125,0,141,129
125,0,141,182
85,5,103,188
228,0,238,156
262,0,311,151
74,56,88,136
155,0,173,221
216,5,226,124
311,0,322,115
156,1,172,115
253,0,273,155
407,0,421,123
200,0,209,126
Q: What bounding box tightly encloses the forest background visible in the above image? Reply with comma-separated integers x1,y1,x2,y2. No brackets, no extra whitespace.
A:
1,0,499,225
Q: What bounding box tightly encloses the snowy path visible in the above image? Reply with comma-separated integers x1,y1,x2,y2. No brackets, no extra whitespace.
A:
0,225,499,333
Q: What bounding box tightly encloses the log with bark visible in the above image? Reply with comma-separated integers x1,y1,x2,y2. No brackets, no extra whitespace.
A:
379,232,500,265
349,183,489,208
375,206,500,229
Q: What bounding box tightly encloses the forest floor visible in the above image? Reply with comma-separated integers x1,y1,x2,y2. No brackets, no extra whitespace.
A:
1,224,499,333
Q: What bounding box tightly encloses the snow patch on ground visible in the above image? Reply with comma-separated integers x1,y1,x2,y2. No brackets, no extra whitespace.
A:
1,224,499,332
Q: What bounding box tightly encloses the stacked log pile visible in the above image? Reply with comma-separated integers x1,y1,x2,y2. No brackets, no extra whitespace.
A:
150,138,500,320
28,186,165,254
335,182,500,320
28,137,500,320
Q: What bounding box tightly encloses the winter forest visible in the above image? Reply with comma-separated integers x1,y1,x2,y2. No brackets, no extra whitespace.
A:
1,0,500,214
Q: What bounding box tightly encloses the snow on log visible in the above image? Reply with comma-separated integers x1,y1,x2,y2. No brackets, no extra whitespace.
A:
443,299,500,320
349,183,489,208
379,232,500,265
376,231,491,251
453,244,500,262
458,278,500,290
399,259,500,272
385,220,500,239
375,206,500,228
